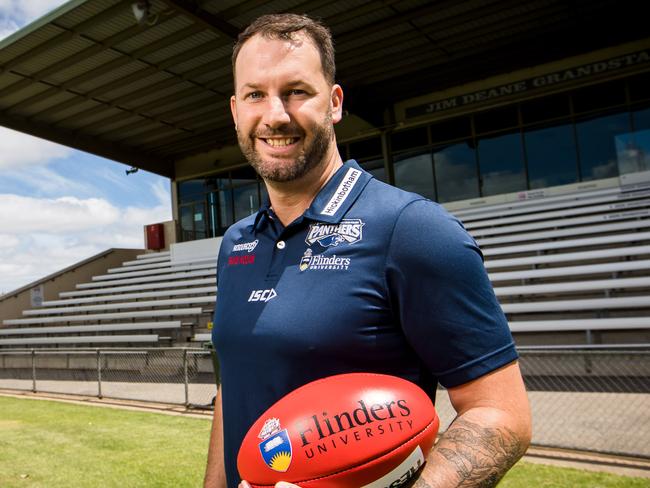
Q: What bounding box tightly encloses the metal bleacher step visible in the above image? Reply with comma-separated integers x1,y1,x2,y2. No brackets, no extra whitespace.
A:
476,219,650,247
92,261,216,281
46,286,216,306
494,276,650,297
509,317,650,333
135,251,170,260
501,296,650,314
453,184,650,220
61,277,216,297
3,307,204,326
24,296,216,315
0,335,160,346
111,256,215,273
472,208,650,238
122,256,171,266
75,269,215,289
465,192,650,230
488,259,650,282
0,321,183,336
485,245,650,269
483,231,650,257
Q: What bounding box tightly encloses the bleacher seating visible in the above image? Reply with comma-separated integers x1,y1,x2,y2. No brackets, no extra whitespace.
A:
456,183,650,345
2,181,649,348
0,251,216,349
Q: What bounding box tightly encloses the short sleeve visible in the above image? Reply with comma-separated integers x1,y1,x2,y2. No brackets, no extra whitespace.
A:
385,200,517,388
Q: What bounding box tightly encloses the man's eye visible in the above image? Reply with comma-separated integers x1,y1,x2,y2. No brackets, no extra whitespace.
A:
246,91,262,100
288,89,306,96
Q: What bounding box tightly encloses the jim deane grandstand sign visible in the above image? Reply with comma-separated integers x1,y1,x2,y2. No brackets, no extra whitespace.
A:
405,49,650,119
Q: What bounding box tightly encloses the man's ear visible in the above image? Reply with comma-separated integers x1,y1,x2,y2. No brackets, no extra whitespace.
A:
230,94,238,130
330,84,344,124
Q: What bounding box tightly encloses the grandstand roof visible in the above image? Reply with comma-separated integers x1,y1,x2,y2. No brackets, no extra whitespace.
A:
0,0,647,178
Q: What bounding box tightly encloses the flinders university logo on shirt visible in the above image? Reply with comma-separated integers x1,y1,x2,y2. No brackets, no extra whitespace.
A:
258,418,292,472
299,248,351,271
305,219,364,248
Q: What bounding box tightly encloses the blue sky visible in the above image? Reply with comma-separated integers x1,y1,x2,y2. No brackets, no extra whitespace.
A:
0,0,172,294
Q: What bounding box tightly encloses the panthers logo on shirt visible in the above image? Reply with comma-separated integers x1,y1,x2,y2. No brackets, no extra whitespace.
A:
305,219,364,248
258,418,292,472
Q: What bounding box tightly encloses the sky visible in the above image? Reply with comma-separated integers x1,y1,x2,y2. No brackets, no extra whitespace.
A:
0,0,172,294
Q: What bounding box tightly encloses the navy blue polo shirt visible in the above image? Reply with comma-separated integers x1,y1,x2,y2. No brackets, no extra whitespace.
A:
212,160,517,487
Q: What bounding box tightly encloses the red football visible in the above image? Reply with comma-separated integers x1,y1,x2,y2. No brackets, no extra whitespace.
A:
237,373,439,487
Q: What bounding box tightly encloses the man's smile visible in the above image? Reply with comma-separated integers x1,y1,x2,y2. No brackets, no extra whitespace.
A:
260,137,300,147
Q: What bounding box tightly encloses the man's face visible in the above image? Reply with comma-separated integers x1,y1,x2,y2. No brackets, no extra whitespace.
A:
231,32,343,183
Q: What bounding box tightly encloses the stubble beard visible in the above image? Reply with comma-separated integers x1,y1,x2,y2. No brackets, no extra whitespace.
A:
238,111,333,183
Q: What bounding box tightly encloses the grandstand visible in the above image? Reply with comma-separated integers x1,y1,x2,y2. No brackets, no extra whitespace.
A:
2,181,649,348
1,1,649,348
0,250,215,348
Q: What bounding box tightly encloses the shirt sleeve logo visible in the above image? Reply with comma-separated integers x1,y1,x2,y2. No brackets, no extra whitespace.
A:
258,418,292,472
232,239,259,252
305,219,364,248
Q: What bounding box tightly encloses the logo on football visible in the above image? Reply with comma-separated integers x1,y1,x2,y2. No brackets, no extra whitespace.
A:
258,418,292,472
237,373,439,488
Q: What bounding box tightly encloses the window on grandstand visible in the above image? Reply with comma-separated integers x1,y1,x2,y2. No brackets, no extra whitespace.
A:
393,151,436,200
177,169,262,242
433,141,479,203
630,105,650,173
477,131,527,196
391,127,428,152
188,72,650,240
350,137,387,182
576,111,631,180
525,123,578,189
359,158,387,182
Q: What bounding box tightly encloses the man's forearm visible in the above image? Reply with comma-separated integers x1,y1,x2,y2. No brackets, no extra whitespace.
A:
204,391,228,488
412,408,530,488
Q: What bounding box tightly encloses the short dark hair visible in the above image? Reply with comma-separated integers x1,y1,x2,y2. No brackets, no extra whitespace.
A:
232,13,335,85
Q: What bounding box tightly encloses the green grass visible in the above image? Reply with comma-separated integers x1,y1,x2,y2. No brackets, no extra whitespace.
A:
0,395,648,487
501,461,650,487
0,396,211,487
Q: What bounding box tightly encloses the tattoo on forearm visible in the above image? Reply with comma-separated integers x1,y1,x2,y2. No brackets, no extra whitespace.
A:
435,418,526,487
411,477,433,488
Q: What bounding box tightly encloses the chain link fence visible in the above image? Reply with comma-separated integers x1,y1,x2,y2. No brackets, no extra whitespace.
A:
0,347,217,408
0,346,648,458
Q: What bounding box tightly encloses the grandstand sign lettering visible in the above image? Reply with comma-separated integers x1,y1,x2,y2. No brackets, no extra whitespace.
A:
405,49,650,119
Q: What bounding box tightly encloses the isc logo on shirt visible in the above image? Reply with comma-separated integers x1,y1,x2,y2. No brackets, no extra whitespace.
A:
248,288,277,303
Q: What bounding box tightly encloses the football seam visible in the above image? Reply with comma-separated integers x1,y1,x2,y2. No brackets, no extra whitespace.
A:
252,415,438,488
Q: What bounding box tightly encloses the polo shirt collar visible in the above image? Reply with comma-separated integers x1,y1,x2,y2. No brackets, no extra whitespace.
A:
252,160,373,232
252,202,272,232
303,160,372,223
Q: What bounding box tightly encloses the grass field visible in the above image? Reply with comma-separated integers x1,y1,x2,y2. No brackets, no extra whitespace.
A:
0,395,647,487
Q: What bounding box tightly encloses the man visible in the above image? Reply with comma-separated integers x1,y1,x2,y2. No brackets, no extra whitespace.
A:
205,13,531,488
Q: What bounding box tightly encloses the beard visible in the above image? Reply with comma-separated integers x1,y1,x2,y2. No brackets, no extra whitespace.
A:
237,111,333,183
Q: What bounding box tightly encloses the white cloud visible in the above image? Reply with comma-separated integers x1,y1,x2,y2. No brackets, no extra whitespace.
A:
0,191,172,294
0,1,68,48
0,233,19,249
0,1,175,295
16,0,69,20
0,194,119,233
0,127,73,169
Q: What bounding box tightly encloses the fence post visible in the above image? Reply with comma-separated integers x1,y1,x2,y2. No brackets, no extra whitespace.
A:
183,349,189,407
97,349,103,399
31,349,36,393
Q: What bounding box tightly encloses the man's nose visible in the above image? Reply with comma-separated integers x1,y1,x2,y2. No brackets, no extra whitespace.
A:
263,96,291,128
